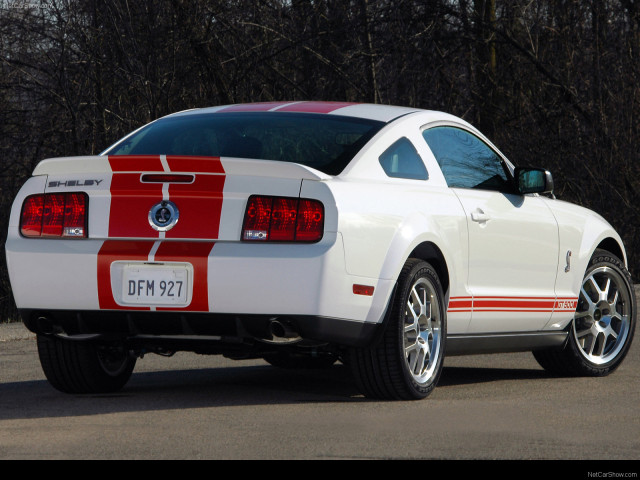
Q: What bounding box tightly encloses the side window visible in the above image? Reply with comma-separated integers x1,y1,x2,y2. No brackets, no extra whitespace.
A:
378,137,429,180
422,127,512,192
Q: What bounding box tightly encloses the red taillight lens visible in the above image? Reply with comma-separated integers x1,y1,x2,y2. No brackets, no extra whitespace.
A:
242,195,324,242
270,197,298,241
243,196,273,241
20,195,44,237
42,193,65,236
296,199,324,242
62,193,88,237
20,193,88,238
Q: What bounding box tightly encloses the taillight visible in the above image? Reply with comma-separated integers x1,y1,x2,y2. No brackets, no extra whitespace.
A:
20,193,88,238
242,195,324,242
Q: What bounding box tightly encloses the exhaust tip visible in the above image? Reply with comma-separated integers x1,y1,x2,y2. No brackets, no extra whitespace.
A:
36,316,55,335
268,319,301,343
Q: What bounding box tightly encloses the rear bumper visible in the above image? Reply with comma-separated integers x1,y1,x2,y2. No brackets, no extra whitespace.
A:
7,237,392,317
20,308,383,348
7,234,395,346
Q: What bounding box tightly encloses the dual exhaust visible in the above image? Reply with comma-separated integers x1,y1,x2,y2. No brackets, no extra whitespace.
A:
35,314,302,344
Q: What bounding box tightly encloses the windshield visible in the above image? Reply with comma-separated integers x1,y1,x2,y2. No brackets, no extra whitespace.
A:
103,112,385,175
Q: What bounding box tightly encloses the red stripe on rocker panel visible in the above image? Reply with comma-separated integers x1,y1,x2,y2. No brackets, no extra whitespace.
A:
97,241,154,310
448,297,473,312
108,173,163,238
154,242,215,311
472,298,556,310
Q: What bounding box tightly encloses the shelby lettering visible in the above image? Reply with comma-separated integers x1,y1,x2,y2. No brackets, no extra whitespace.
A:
48,179,103,187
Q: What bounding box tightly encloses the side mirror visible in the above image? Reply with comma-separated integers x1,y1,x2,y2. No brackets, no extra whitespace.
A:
514,167,554,195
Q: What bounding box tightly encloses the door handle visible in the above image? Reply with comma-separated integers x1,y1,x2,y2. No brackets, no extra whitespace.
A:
471,209,490,223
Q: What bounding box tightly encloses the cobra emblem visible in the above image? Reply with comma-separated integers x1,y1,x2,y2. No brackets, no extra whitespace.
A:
148,201,180,231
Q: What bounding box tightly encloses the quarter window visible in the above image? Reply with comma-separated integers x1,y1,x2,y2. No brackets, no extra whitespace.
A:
379,137,429,180
422,127,512,192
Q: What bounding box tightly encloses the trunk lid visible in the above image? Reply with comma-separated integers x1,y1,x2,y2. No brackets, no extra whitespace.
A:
37,155,329,241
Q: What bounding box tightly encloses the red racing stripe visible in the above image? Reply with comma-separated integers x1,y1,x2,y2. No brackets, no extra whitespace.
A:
473,298,556,310
165,175,225,239
447,296,578,314
448,296,472,312
108,155,164,172
216,101,358,114
165,155,224,174
97,241,154,310
108,172,163,238
276,101,357,113
107,155,226,239
218,102,293,112
154,242,215,311
97,240,215,311
108,155,164,238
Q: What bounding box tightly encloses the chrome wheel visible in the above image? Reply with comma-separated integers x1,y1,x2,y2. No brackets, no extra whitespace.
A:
403,277,442,385
349,259,446,399
573,266,631,365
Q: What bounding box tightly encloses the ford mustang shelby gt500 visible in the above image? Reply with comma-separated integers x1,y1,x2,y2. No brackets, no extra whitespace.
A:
6,101,636,400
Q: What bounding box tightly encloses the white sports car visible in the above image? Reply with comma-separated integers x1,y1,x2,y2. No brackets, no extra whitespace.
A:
6,101,636,399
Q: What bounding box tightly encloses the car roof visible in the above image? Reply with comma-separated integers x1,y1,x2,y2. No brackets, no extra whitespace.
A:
166,101,435,124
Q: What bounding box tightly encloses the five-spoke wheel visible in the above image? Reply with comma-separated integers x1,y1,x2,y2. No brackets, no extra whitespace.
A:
534,249,636,376
573,265,632,365
403,276,442,386
349,259,446,400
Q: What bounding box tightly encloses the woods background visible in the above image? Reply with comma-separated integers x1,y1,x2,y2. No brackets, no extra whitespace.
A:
0,0,639,322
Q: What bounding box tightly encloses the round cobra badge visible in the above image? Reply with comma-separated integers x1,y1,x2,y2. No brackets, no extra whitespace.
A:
148,200,179,231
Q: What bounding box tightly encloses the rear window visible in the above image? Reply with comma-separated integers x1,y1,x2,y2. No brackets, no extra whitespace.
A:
103,112,385,175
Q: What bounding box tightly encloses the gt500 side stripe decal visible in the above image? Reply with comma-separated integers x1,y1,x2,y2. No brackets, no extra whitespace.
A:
448,296,579,313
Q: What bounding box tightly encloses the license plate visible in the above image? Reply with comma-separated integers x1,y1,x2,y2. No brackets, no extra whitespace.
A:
122,265,190,305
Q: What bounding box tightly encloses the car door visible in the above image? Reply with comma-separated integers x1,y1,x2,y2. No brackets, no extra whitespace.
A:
422,125,559,333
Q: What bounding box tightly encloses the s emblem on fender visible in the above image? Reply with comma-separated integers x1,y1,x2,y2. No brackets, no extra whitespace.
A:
148,200,179,231
565,250,572,273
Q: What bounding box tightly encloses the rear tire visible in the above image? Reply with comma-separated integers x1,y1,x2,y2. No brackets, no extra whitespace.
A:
533,249,636,376
349,259,446,400
37,334,136,394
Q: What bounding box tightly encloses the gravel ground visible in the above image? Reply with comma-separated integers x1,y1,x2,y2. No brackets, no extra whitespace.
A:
0,322,34,342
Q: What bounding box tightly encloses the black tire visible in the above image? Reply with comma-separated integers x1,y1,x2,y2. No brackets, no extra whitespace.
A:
349,259,446,400
533,249,636,376
263,352,338,369
37,334,136,394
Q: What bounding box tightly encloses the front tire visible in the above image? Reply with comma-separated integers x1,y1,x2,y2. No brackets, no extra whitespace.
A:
534,249,636,376
37,334,136,394
349,259,446,400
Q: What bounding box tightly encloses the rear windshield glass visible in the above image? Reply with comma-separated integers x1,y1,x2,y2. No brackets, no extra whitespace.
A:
103,112,385,175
